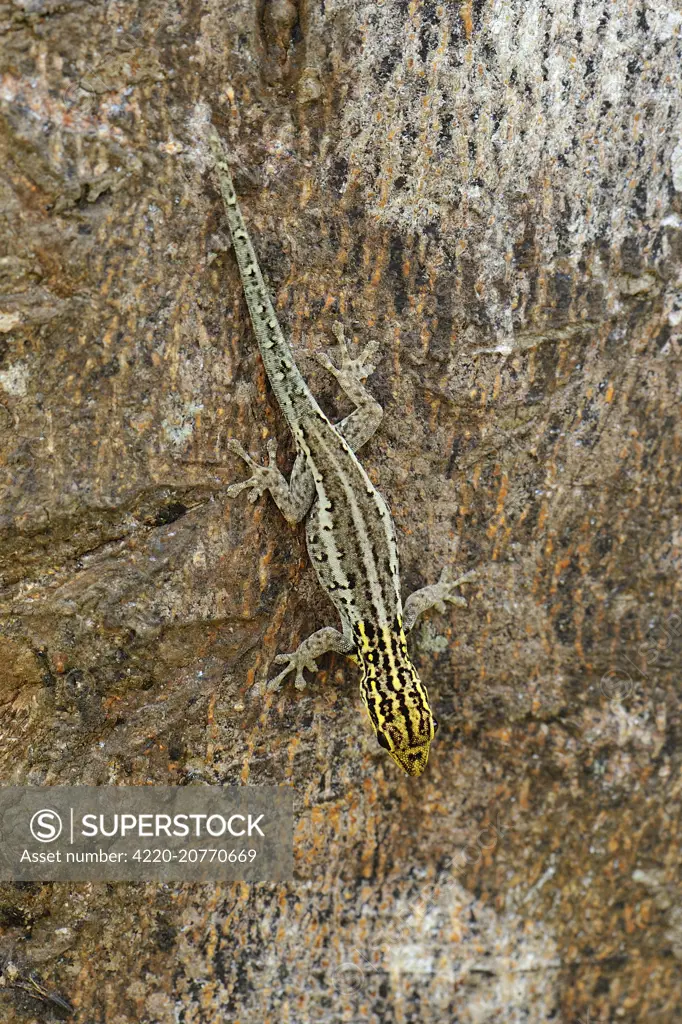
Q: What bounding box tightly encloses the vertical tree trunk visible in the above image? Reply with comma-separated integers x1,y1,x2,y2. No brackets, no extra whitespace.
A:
1,1,680,1020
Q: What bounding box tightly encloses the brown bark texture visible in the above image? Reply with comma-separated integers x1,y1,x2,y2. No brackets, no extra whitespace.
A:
0,0,681,1021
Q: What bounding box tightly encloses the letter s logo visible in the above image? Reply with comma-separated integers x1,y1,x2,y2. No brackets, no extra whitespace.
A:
30,809,63,843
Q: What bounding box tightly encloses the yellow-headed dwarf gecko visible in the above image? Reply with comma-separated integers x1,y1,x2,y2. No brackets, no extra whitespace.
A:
209,131,476,776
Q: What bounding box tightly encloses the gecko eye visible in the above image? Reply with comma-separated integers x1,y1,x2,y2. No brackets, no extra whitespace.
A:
432,718,439,734
376,732,391,751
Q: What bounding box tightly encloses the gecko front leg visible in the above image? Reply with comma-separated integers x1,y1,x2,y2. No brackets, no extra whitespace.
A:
316,323,383,452
226,437,315,526
262,626,356,693
403,567,478,633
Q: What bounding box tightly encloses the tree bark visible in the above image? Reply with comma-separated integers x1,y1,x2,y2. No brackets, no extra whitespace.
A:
1,0,680,1020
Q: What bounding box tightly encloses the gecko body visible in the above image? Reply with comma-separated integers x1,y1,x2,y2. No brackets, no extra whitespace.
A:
209,132,475,776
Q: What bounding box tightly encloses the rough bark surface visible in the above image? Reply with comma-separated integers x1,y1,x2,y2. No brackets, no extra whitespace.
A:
1,0,681,1021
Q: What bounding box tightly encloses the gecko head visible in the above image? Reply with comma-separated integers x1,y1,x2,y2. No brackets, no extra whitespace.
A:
356,620,437,778
380,734,433,777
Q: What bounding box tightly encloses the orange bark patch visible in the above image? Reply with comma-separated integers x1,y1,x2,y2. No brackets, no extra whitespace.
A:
460,1,473,40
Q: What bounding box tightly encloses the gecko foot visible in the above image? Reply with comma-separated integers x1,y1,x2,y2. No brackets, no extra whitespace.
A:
427,567,478,613
403,566,478,632
259,627,354,695
226,437,281,502
315,322,380,386
262,651,319,694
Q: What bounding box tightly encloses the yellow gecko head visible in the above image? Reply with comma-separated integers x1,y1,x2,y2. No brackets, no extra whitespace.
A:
355,620,437,777
383,738,433,777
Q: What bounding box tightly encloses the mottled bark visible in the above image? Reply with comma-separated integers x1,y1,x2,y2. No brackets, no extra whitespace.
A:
1,0,681,1021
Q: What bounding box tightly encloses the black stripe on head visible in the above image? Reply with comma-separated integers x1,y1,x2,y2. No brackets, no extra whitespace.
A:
396,691,416,744
360,679,379,726
362,621,376,644
376,630,389,656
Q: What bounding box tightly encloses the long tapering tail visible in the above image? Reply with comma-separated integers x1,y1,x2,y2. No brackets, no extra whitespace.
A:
208,131,319,428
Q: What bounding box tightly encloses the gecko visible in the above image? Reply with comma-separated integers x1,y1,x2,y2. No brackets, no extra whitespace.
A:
209,131,476,776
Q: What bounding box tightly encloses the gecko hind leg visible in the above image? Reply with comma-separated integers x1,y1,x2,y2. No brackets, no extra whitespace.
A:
316,322,384,452
403,568,478,633
227,438,314,525
262,627,356,693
